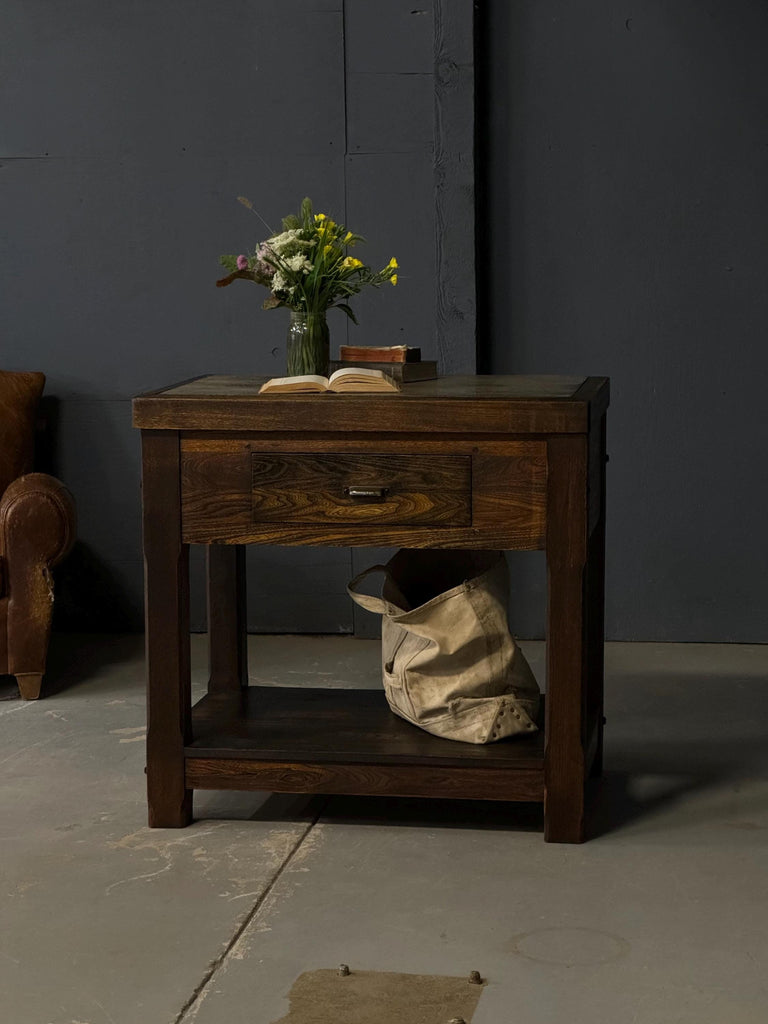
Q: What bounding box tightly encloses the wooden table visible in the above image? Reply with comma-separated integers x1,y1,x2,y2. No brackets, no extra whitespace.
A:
133,374,609,843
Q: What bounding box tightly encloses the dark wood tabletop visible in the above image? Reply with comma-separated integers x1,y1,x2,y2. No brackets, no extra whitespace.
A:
133,374,609,434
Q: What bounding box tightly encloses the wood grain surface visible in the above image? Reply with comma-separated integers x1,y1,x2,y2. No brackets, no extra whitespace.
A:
134,375,600,434
141,430,192,828
186,679,544,802
180,441,546,548
186,758,544,802
251,453,471,526
187,686,545,769
206,545,247,694
544,434,589,843
140,374,586,399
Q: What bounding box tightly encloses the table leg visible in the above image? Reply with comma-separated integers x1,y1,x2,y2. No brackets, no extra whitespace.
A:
142,430,192,827
544,435,588,843
207,544,248,693
586,414,607,778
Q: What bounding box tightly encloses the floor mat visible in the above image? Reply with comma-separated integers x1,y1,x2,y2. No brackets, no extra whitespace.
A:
272,968,484,1023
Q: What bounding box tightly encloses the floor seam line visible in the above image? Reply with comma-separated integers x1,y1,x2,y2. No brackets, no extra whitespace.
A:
173,804,327,1024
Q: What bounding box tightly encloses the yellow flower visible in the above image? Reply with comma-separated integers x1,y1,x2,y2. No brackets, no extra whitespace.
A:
315,213,326,222
390,274,398,286
387,257,398,270
325,219,337,232
344,231,354,244
342,256,363,270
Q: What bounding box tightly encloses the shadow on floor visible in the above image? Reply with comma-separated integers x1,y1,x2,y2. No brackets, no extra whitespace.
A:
1,631,146,701
587,770,716,839
0,675,22,701
299,794,544,833
42,631,145,696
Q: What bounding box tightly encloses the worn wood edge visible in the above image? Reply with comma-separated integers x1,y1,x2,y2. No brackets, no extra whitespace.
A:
132,374,209,407
181,437,549,455
543,435,589,843
587,411,606,536
185,758,545,802
572,377,610,425
141,429,193,827
181,524,545,549
133,397,590,432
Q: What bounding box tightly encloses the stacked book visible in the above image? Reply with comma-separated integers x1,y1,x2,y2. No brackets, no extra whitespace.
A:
330,345,438,383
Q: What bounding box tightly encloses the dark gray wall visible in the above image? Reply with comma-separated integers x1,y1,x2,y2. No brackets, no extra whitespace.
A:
1,1,474,634
5,1,765,642
479,0,768,641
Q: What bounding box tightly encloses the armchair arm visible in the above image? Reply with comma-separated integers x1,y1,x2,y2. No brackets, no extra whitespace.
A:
0,473,76,683
0,472,76,569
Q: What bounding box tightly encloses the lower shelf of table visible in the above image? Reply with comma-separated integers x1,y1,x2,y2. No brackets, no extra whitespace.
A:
185,685,545,803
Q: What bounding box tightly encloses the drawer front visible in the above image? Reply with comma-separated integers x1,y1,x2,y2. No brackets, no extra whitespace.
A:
251,453,471,526
180,439,545,548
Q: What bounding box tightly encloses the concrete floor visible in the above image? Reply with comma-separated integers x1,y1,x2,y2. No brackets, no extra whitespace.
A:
1,635,767,1024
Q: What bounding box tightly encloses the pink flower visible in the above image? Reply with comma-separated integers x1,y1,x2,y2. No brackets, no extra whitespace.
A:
236,254,249,270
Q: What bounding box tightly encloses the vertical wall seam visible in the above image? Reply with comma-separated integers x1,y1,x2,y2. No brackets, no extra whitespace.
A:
341,0,349,221
340,0,354,607
341,0,350,352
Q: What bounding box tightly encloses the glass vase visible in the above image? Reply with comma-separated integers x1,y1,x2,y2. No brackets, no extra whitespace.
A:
286,310,330,377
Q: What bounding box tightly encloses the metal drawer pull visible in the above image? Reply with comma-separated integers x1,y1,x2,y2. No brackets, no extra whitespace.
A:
344,486,390,503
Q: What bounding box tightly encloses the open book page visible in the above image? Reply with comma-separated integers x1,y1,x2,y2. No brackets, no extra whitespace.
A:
327,367,400,392
258,367,400,394
258,375,329,394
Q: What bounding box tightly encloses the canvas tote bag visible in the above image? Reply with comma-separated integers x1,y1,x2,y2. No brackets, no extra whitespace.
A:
347,549,540,744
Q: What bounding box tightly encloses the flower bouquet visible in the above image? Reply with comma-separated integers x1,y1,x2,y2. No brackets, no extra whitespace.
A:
217,196,398,376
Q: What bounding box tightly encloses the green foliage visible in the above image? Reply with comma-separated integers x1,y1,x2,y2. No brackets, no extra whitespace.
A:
333,303,359,324
219,254,239,272
300,197,314,231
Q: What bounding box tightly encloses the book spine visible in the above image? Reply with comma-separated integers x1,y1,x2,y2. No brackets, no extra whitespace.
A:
329,360,437,382
338,346,421,364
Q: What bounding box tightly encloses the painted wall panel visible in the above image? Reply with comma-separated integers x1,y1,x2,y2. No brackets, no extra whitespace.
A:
2,1,474,635
479,0,768,640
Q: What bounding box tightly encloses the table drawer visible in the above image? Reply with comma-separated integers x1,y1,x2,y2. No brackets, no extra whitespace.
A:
251,453,471,526
180,439,546,547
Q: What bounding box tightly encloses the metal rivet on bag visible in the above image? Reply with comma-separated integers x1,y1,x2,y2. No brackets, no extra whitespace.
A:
338,964,350,977
468,970,483,984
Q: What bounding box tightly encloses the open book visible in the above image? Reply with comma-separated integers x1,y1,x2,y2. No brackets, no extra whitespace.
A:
258,367,400,394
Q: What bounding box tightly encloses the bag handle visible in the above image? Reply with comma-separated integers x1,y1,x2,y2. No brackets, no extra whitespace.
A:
347,564,400,615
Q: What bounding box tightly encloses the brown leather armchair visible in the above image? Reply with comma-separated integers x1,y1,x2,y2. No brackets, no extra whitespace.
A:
0,371,76,699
